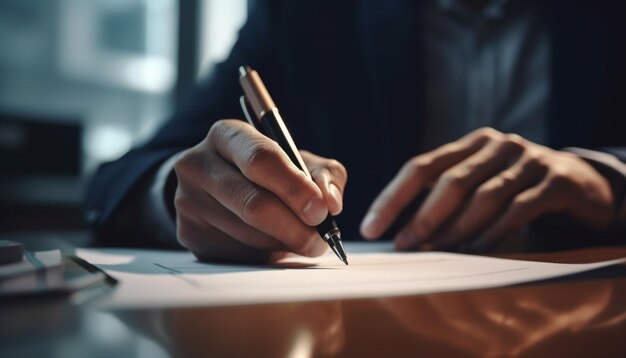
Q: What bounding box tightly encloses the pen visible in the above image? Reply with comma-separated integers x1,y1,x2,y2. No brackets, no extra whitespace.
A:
238,66,348,265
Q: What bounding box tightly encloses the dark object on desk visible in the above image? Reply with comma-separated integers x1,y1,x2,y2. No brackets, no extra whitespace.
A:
0,113,81,176
0,240,24,265
0,113,84,232
0,250,115,300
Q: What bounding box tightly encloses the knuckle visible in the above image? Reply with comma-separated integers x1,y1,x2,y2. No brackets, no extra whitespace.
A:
174,150,191,175
244,141,281,175
505,133,525,145
523,152,541,166
174,149,200,180
240,187,267,224
476,127,501,140
208,119,229,142
524,152,549,172
175,219,200,250
176,226,191,248
209,119,244,149
173,191,191,213
513,191,541,213
402,156,430,179
547,170,572,189
475,184,500,205
439,170,468,192
503,134,526,151
511,196,531,213
325,159,347,181
499,169,519,184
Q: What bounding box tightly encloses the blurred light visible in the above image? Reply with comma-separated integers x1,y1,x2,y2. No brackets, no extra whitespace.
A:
120,56,175,93
198,0,247,77
85,125,132,162
58,0,177,93
85,312,130,345
287,328,314,358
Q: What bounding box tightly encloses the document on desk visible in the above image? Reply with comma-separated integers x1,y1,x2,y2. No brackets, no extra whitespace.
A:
77,243,626,308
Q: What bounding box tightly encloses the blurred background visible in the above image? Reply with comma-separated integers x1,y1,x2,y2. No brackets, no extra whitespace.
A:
0,0,249,235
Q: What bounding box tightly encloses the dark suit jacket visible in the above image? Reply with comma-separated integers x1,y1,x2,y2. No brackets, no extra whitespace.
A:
85,0,626,247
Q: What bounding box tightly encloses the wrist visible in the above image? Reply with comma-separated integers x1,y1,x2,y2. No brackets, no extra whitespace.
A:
563,147,626,228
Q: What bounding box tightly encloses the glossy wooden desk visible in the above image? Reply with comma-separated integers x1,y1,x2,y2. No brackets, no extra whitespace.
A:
119,247,626,358
3,246,626,358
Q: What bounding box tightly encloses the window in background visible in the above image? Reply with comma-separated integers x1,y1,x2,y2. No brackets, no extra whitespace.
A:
0,0,178,230
0,0,178,174
0,0,248,232
58,0,178,168
198,0,248,78
59,0,177,94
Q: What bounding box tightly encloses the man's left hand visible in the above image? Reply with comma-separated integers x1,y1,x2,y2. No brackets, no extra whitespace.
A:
360,128,615,251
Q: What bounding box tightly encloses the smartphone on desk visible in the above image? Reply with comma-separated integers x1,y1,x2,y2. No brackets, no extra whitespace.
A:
0,245,116,301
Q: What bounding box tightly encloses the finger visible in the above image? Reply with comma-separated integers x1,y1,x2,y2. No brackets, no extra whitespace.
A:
310,168,344,215
197,152,327,257
177,216,283,264
208,119,328,226
429,154,547,251
360,128,493,240
305,153,347,215
394,137,524,250
474,179,560,250
175,184,286,251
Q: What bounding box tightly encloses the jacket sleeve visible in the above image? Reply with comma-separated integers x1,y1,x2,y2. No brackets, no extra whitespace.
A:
83,0,279,247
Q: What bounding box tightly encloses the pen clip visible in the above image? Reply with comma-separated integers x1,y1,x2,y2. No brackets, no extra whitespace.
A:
239,95,256,128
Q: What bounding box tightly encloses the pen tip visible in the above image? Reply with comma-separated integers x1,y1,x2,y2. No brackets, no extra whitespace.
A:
325,230,348,266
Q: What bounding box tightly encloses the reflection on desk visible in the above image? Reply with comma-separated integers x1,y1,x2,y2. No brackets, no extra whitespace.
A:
2,247,626,358
117,276,625,358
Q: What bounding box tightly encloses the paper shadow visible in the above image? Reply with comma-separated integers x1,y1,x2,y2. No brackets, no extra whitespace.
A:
94,253,331,276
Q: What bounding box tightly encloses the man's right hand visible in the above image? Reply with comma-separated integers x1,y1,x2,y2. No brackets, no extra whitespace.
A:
173,119,347,263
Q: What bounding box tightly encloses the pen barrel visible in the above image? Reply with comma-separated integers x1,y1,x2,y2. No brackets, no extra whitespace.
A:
258,109,310,177
239,68,276,120
239,66,345,261
258,109,340,240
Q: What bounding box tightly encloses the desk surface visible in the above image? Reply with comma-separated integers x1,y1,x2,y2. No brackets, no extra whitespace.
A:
2,246,626,358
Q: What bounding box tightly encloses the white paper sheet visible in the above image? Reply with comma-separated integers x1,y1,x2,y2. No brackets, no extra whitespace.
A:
77,242,626,309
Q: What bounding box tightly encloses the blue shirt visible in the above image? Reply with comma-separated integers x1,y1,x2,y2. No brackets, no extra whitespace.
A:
420,0,549,152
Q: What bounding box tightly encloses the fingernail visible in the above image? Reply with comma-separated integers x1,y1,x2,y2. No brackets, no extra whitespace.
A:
394,230,417,250
360,213,380,239
302,198,327,225
329,183,342,212
307,238,328,257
